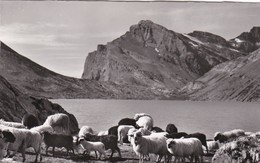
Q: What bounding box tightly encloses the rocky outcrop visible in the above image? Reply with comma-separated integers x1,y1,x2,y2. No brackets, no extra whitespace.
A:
82,20,244,92
229,27,260,53
212,134,260,163
185,48,260,101
0,75,79,134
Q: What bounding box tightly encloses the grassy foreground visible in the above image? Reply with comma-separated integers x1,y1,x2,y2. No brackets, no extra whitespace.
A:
3,144,213,163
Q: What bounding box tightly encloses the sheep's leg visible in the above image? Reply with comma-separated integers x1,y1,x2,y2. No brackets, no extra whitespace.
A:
109,149,114,159
95,151,98,159
52,147,55,156
45,146,49,155
21,148,26,162
156,155,163,163
116,147,122,158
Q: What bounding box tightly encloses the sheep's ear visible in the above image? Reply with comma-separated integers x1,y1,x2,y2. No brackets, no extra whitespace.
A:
79,137,84,142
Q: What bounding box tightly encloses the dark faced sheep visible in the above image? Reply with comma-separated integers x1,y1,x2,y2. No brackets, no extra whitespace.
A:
166,124,178,134
43,113,70,135
43,132,74,156
22,114,39,129
83,133,121,159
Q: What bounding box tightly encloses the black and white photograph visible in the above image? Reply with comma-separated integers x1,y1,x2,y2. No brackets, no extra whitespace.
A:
0,0,260,162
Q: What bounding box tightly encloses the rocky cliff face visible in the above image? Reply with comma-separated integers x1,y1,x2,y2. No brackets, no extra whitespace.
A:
0,41,114,99
184,48,260,101
82,20,244,92
0,75,79,134
229,27,260,53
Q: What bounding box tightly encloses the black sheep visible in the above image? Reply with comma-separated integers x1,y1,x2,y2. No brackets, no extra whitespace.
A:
22,114,39,129
166,123,178,134
118,118,139,129
165,132,188,139
84,133,121,159
43,132,74,156
151,126,165,133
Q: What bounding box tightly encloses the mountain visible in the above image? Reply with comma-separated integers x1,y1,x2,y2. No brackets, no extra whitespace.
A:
229,27,260,53
0,75,79,134
82,20,245,92
183,47,260,102
0,41,114,99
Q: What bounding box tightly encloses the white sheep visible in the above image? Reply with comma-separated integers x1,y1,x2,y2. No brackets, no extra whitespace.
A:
0,119,25,129
128,128,152,144
78,126,94,138
214,129,245,143
132,130,170,163
117,125,135,144
0,125,42,162
43,113,70,135
134,113,153,131
97,131,108,136
30,125,54,134
166,137,204,163
206,140,220,152
76,137,107,160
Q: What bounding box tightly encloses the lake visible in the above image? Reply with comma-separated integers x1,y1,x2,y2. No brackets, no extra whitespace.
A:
51,99,260,139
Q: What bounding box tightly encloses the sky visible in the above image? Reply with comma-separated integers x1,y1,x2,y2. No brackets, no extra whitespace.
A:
0,1,260,78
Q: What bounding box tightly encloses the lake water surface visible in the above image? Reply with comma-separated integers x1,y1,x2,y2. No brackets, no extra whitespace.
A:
51,99,260,139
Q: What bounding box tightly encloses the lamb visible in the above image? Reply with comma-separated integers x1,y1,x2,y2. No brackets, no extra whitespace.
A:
22,114,39,129
43,113,70,135
132,130,170,163
118,125,135,144
78,126,94,138
214,129,245,143
134,113,153,131
185,132,208,154
118,118,139,128
0,125,42,162
43,132,74,156
166,124,178,134
75,137,107,160
0,119,25,129
166,137,204,163
83,133,121,159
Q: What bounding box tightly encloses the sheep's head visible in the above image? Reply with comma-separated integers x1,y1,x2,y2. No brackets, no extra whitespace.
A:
74,136,84,146
133,131,143,145
214,132,227,143
166,138,177,154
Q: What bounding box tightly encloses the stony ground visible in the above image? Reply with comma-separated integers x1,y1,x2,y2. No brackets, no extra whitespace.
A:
4,144,214,163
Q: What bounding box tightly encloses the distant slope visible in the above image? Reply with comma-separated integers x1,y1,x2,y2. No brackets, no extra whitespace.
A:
0,75,79,134
0,41,113,99
82,20,245,92
229,27,260,53
184,48,260,101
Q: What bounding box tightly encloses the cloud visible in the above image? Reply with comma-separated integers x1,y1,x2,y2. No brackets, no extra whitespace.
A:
0,23,79,48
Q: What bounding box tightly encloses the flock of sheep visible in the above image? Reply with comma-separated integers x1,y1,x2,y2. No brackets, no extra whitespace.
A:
0,112,251,163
